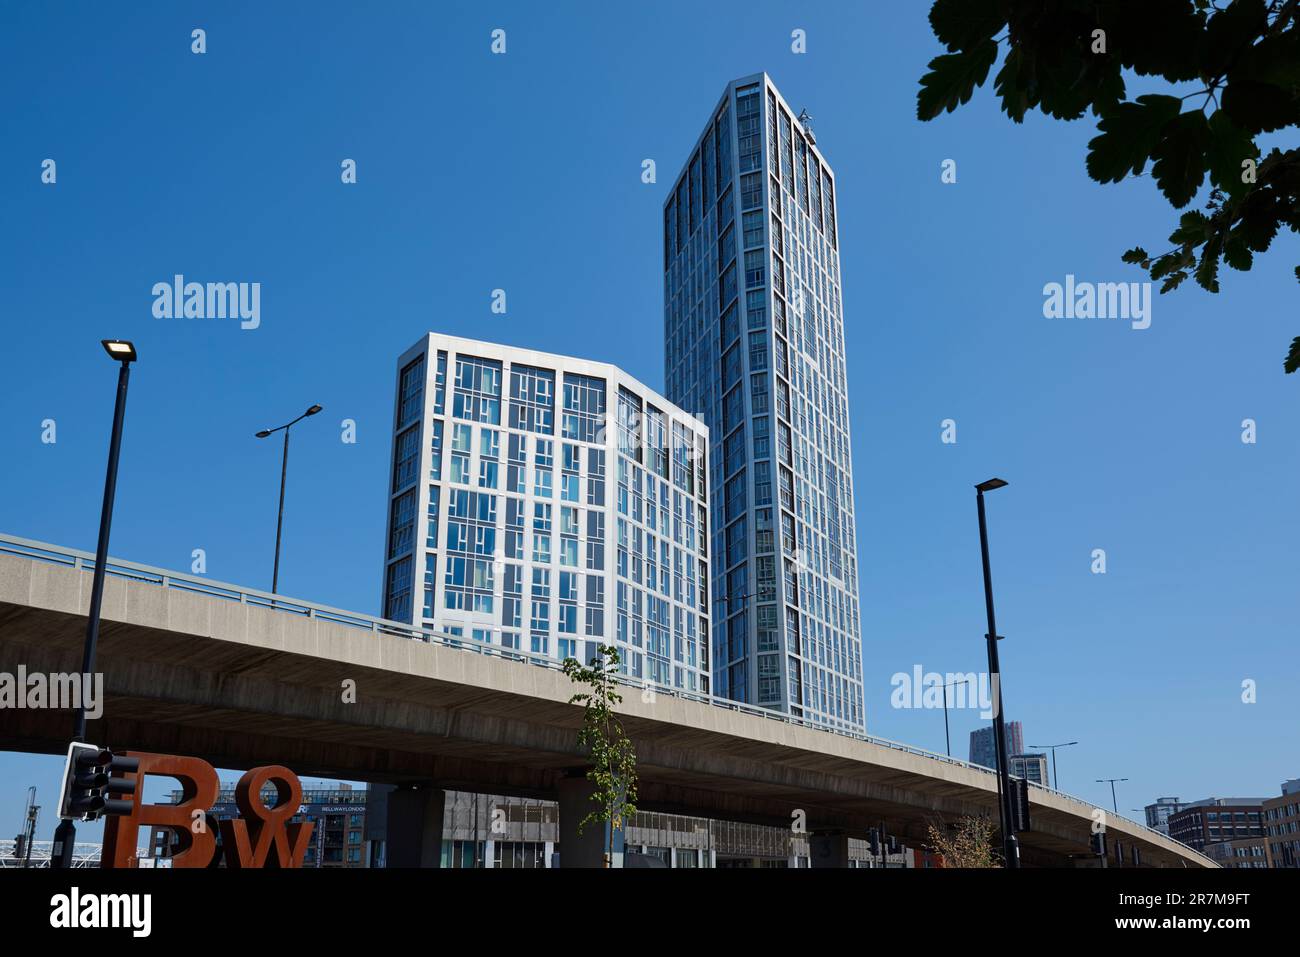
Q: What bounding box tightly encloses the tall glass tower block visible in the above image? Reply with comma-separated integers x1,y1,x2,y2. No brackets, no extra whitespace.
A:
663,74,864,731
383,334,712,696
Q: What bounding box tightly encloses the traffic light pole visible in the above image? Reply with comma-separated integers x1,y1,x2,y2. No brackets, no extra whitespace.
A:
51,358,132,869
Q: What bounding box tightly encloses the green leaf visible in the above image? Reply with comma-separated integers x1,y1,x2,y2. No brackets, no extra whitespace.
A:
1222,33,1300,134
1112,0,1208,81
917,39,999,120
1285,336,1300,374
1223,233,1253,271
992,46,1029,123
1200,0,1267,79
1160,270,1189,293
1150,252,1186,281
1239,193,1281,251
929,0,1007,52
1205,111,1259,196
1086,95,1182,183
1150,110,1211,207
1035,47,1095,121
1170,210,1211,244
1195,234,1224,292
1222,80,1300,136
1121,246,1150,265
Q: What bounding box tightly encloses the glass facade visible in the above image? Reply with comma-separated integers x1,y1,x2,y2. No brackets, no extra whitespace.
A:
664,74,864,732
384,335,711,694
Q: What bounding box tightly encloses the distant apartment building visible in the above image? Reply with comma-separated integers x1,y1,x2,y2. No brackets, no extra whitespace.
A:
1140,796,1186,836
1166,798,1265,853
1009,752,1048,786
1264,778,1300,868
1203,835,1269,869
367,789,913,869
383,334,711,695
969,720,1024,770
149,782,366,868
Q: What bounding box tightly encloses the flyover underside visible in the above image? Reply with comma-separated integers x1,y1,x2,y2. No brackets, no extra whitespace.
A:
0,595,1194,867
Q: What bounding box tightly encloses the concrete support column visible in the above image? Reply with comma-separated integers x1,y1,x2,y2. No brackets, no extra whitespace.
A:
385,784,445,868
558,773,624,868
810,831,851,868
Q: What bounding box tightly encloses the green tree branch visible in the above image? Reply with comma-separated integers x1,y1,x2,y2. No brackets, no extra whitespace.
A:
918,0,1300,372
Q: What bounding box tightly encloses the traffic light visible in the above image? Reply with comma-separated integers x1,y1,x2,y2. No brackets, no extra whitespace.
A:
57,744,139,822
1090,830,1107,856
12,834,24,859
101,751,139,816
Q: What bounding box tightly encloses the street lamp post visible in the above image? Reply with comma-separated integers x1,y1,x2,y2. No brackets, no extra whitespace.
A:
1029,740,1078,791
1097,777,1128,814
255,404,323,593
974,477,1018,869
941,676,971,758
51,340,137,869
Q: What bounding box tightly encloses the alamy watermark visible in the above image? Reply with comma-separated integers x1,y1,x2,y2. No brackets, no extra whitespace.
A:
50,888,150,937
152,274,260,329
0,667,102,719
890,666,999,719
1042,274,1151,330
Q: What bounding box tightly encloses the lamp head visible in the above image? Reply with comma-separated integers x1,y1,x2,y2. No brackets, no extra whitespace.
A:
975,478,1008,493
306,404,323,416
101,340,137,363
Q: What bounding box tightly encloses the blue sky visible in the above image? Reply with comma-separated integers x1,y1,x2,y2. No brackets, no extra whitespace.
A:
1,1,1297,839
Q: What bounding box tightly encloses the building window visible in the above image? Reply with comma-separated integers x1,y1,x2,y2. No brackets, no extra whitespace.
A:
429,419,444,481
453,355,503,424
509,364,555,435
561,373,606,443
736,87,761,174
534,437,553,498
617,388,643,463
645,406,669,479
746,288,767,328
393,425,419,492
443,556,494,613
492,841,547,869
388,488,416,559
587,447,606,506
425,486,441,548
384,557,413,622
421,553,437,618
749,330,768,371
397,355,425,429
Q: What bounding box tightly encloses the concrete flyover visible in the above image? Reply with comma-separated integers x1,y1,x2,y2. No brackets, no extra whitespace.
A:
0,535,1215,868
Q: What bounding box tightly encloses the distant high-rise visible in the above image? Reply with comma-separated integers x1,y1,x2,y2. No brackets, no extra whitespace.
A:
1167,798,1266,853
1141,797,1186,835
663,74,864,732
382,334,711,694
1265,780,1300,867
970,720,1024,769
1009,753,1048,787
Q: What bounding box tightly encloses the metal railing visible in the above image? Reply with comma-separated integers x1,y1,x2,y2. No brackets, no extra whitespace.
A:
0,839,101,868
0,532,1214,865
